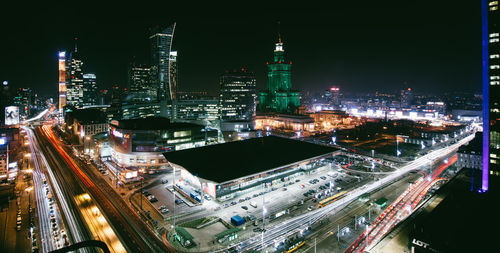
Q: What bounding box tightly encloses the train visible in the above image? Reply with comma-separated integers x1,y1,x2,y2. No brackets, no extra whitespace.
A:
318,191,347,208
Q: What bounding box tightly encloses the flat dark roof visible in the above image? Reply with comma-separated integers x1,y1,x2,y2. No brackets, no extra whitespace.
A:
163,136,338,183
111,117,202,130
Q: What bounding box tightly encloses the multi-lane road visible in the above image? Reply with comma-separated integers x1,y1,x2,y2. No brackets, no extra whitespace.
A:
24,126,92,252
37,125,173,252
232,132,475,252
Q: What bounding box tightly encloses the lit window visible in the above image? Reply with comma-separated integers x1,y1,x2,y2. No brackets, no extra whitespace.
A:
491,81,500,85
491,54,500,59
489,38,499,43
490,33,500,38
491,65,500,69
490,1,498,6
491,76,500,80
491,6,499,10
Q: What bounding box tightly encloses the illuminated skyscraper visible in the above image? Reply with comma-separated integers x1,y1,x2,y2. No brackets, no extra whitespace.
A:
13,88,33,116
66,43,84,108
169,51,178,100
128,64,155,102
259,33,300,113
400,88,413,109
327,87,341,107
220,69,257,122
58,51,66,113
150,23,176,101
82,73,98,106
483,0,500,191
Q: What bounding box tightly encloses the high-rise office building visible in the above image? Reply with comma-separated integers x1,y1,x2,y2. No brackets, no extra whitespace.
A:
220,69,257,121
400,88,413,109
58,51,67,113
259,33,300,113
169,51,178,100
66,44,84,108
82,73,98,107
326,87,341,107
172,99,220,126
483,0,500,191
13,88,33,116
150,23,176,101
128,64,155,102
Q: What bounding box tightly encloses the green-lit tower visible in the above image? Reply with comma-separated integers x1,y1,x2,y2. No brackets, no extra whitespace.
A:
259,33,300,113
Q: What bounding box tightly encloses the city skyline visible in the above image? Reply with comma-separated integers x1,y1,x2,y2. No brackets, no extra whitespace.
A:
1,2,498,253
0,2,481,98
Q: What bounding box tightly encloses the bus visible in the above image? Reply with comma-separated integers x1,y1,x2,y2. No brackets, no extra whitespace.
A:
318,191,347,208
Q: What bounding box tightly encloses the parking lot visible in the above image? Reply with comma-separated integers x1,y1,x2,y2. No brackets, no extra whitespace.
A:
136,156,376,244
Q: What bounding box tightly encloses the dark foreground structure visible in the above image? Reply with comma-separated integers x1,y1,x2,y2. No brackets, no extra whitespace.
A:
375,168,500,253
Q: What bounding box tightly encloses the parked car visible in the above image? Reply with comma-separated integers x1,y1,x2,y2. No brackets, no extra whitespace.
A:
241,206,248,210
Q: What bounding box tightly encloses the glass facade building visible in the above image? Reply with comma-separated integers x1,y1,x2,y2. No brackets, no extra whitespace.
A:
219,69,257,122
485,0,500,188
82,73,98,107
169,51,178,100
66,48,84,108
150,23,176,101
172,99,220,127
58,51,66,113
108,117,217,167
127,64,156,102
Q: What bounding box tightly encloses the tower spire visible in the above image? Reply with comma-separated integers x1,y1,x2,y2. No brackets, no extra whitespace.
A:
274,21,284,52
74,37,78,53
277,21,282,43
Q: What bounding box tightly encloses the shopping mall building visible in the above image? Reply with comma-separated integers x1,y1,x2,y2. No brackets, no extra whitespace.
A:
164,135,340,200
108,117,218,168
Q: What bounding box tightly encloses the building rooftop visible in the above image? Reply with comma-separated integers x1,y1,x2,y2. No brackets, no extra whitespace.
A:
401,169,500,253
458,132,482,154
66,108,107,124
164,136,338,183
110,117,202,131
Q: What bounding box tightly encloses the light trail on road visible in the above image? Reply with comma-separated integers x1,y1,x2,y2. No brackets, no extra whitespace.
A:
24,126,89,252
345,155,458,253
39,125,173,252
231,133,474,252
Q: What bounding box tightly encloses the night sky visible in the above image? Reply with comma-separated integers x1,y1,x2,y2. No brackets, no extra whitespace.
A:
0,2,481,98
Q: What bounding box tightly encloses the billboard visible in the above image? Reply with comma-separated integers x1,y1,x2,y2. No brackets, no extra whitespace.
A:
5,106,19,125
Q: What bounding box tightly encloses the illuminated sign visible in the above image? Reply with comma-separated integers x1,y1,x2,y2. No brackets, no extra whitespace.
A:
0,138,5,145
125,171,138,179
412,239,430,249
112,129,124,138
5,106,19,125
58,51,66,58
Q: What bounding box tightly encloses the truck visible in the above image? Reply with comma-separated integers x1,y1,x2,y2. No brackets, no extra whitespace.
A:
249,201,257,208
231,215,245,226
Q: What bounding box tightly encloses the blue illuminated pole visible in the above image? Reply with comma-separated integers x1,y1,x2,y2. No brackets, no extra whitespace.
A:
481,0,489,192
